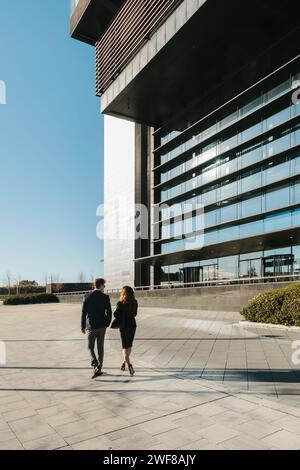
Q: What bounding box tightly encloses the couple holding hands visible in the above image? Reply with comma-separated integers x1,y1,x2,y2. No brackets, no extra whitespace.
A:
81,278,138,379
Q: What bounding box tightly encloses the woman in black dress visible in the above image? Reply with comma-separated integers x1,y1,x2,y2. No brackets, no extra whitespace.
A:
113,286,138,376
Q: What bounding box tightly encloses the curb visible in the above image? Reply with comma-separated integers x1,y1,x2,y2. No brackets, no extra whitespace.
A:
239,320,300,331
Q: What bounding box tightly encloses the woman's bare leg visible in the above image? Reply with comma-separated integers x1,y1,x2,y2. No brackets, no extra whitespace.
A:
122,349,127,363
127,348,134,375
124,347,132,364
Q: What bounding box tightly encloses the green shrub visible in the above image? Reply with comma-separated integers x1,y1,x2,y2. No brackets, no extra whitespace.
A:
241,283,300,326
281,284,300,326
3,293,59,306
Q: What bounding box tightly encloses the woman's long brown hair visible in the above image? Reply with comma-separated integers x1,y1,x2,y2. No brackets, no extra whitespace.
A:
120,286,136,304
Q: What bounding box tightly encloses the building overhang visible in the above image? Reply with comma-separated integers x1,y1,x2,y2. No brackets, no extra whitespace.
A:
70,0,124,45
135,228,300,267
101,0,300,127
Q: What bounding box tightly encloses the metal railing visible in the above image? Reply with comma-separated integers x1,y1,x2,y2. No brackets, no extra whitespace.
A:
95,0,184,96
56,273,300,297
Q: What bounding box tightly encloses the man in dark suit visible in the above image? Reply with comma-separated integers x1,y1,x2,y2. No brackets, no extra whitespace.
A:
81,278,112,378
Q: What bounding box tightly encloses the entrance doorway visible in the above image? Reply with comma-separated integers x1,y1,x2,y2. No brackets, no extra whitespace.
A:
181,267,201,284
263,254,294,277
180,264,218,284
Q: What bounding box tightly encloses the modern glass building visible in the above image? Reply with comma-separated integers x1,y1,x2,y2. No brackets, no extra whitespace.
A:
70,0,300,288
153,67,300,285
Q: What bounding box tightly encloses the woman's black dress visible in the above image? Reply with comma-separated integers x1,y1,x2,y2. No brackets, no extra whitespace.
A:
114,300,138,349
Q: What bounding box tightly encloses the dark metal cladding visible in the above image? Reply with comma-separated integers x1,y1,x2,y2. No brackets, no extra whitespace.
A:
70,0,125,45
95,0,184,96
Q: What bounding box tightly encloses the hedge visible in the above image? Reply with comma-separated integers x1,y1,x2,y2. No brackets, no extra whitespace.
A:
241,283,300,326
3,293,59,306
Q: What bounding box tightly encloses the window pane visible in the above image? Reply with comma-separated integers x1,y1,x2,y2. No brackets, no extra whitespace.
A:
221,180,238,199
294,182,300,204
265,186,290,211
219,158,238,177
220,203,238,223
161,224,171,240
292,245,300,274
240,146,262,168
266,134,291,158
219,256,238,279
240,219,264,237
266,80,290,102
265,161,290,185
241,95,262,116
264,211,291,232
241,171,262,193
219,225,239,242
204,210,218,228
241,195,262,218
220,110,238,129
239,260,250,278
292,208,300,227
220,134,238,154
266,107,291,131
241,122,262,143
202,188,217,206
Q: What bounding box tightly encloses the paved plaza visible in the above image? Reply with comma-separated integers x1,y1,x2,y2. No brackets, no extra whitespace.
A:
0,302,300,450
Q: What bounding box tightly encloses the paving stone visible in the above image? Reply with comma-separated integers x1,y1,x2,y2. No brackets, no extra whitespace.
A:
211,409,250,426
23,433,67,450
37,404,70,418
222,434,272,450
155,428,202,448
173,413,214,428
138,417,180,435
1,303,300,450
0,429,17,443
2,407,37,423
112,433,161,450
53,419,95,438
197,423,240,443
0,420,11,432
193,401,227,417
271,416,300,435
0,400,29,413
233,419,282,439
181,439,225,450
219,396,258,413
9,415,55,442
79,408,116,423
71,435,116,450
45,411,81,427
262,429,300,450
0,438,23,450
64,428,104,446
107,426,146,442
246,406,286,423
94,416,132,434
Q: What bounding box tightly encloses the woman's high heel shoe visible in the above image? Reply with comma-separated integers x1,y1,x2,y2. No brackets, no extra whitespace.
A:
121,362,126,372
128,364,135,376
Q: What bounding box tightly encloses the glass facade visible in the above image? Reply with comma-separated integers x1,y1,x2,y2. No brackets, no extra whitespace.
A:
159,246,300,285
151,64,300,285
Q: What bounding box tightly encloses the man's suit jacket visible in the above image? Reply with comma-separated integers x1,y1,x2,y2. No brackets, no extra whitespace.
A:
81,290,112,331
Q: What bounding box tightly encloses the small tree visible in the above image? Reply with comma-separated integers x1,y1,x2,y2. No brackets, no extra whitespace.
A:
5,271,11,295
19,280,39,294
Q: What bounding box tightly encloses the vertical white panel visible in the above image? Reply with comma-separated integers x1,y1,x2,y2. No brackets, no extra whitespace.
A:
103,116,135,289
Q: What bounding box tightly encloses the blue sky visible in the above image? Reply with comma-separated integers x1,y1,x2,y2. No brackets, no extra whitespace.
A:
0,0,104,285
